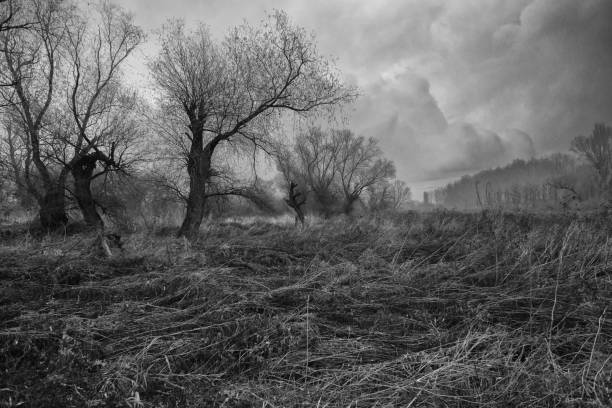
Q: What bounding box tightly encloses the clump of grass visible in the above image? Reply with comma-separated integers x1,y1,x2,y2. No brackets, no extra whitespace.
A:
1,211,611,407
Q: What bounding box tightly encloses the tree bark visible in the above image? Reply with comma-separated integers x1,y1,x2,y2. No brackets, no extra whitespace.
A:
72,154,103,228
285,181,306,227
343,194,359,215
177,127,215,239
38,183,67,230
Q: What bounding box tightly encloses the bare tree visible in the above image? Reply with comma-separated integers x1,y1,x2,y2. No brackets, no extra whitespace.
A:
62,2,143,227
292,127,342,215
150,11,355,239
571,123,612,197
0,0,142,230
367,179,411,212
332,129,395,214
387,179,411,210
0,117,37,207
278,127,395,216
284,181,306,226
0,0,71,229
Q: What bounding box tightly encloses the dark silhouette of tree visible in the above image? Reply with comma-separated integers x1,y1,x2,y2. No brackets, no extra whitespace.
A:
285,181,306,226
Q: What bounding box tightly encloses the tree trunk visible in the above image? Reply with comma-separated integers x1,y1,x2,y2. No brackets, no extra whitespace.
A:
177,136,213,239
343,194,358,215
72,155,103,228
293,206,305,226
285,181,306,227
39,184,67,230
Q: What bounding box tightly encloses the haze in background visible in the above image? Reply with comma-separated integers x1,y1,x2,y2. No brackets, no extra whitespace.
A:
120,0,612,199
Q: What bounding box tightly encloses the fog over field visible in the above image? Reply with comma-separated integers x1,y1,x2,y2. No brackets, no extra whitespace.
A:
122,0,612,190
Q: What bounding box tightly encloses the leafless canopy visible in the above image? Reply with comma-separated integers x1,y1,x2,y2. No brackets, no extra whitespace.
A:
571,123,612,191
150,10,356,237
0,0,143,228
277,126,397,215
332,129,395,209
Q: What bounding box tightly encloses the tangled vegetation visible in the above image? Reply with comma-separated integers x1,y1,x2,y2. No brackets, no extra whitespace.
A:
1,211,611,407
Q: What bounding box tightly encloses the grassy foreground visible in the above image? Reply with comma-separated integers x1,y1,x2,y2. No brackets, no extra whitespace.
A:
1,211,611,407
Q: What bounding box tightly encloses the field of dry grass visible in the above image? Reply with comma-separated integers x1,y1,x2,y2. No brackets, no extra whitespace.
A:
1,211,611,407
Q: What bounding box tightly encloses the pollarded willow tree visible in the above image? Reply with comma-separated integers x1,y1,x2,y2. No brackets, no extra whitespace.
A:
150,11,356,239
0,0,142,230
62,1,143,227
0,0,70,228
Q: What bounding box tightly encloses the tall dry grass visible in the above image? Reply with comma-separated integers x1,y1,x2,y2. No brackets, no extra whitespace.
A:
1,211,611,407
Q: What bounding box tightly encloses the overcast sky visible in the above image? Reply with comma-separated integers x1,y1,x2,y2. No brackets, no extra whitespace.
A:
120,0,612,197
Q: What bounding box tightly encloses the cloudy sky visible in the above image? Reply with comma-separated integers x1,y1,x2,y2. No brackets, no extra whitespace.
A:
120,0,612,197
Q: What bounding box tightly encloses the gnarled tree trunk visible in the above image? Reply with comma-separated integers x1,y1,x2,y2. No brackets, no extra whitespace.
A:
38,183,68,230
72,154,103,228
177,126,215,239
285,181,306,227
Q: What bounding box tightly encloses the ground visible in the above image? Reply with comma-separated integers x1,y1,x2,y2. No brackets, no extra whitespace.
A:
1,211,611,407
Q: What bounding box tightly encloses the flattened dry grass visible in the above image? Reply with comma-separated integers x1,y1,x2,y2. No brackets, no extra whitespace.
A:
1,211,611,407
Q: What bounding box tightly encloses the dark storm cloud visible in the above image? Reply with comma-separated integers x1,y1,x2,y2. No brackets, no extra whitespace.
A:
119,0,612,191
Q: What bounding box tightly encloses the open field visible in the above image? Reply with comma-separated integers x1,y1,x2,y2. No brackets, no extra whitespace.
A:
1,211,611,407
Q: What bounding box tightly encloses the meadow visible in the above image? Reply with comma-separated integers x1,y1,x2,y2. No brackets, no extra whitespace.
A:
1,211,611,407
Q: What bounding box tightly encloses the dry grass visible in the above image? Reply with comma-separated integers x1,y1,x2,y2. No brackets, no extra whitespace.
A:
1,211,611,407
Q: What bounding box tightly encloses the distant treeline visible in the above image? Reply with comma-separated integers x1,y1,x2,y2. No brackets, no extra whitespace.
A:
432,154,600,210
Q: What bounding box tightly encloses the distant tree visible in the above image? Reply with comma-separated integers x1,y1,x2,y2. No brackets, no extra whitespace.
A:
292,127,342,216
388,179,411,209
276,126,397,217
571,123,612,197
433,154,591,210
332,129,395,214
367,179,411,212
150,12,355,238
0,117,37,208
